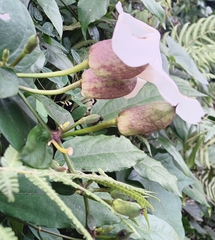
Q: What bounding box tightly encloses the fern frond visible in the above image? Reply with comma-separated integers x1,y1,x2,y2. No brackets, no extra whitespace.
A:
169,15,215,78
0,145,22,202
25,173,94,240
0,225,17,240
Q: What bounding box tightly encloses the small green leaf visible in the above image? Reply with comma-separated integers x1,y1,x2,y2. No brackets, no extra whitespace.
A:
140,0,165,23
166,36,208,84
0,96,36,150
134,156,181,196
78,0,109,38
37,0,63,37
55,135,146,172
21,126,53,169
0,67,18,98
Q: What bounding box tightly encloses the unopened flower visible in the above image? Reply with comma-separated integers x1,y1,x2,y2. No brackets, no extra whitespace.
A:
89,39,148,79
81,69,137,99
110,2,205,124
117,101,175,136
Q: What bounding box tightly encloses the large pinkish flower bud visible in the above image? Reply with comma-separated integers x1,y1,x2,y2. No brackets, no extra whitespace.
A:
81,69,137,99
89,39,148,79
117,101,175,136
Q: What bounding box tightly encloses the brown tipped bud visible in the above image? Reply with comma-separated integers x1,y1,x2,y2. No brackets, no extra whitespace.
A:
111,198,142,218
24,34,39,54
89,39,148,79
81,69,137,99
117,101,175,136
117,229,132,240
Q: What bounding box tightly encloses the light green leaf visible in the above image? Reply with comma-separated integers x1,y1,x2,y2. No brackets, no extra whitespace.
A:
134,156,181,196
0,226,17,240
78,0,109,38
55,135,146,172
140,0,165,23
92,82,163,120
37,0,63,37
0,0,40,72
0,67,18,99
166,36,208,84
129,173,184,240
158,137,190,175
35,95,74,127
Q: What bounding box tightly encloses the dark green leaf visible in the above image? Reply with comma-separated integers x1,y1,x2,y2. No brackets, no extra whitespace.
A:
55,135,146,172
37,0,63,37
78,0,109,38
0,96,36,150
0,67,18,98
140,0,165,23
21,126,53,169
0,175,119,228
0,0,40,72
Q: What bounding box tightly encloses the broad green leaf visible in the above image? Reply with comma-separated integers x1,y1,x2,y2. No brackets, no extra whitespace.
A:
0,96,36,150
173,115,190,141
78,0,109,38
158,137,190,175
30,227,63,240
21,126,53,169
0,67,18,98
37,0,63,37
55,135,146,172
166,36,208,84
56,0,75,6
140,0,165,23
0,175,119,228
129,173,184,240
171,75,206,97
134,156,181,196
154,153,194,193
35,95,74,127
0,0,40,72
140,215,181,240
92,82,163,121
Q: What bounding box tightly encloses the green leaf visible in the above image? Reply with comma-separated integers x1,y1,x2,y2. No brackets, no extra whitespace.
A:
140,0,165,23
37,0,63,37
129,173,184,239
20,126,53,169
0,96,36,150
134,156,181,196
30,227,63,240
0,0,40,72
78,0,109,38
92,83,163,121
0,175,119,228
35,95,74,127
166,36,208,84
158,137,190,175
0,67,18,99
55,135,146,172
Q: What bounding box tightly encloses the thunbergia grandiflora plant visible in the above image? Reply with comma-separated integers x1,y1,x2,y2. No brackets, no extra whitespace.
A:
0,1,207,240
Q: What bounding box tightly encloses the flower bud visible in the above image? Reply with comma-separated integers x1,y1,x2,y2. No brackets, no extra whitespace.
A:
117,101,175,136
81,69,137,99
89,39,148,79
111,198,142,218
24,34,39,54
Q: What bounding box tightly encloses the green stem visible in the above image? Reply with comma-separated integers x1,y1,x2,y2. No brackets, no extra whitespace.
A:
62,119,117,138
19,80,81,95
60,142,75,173
17,59,89,78
9,50,27,68
18,90,50,133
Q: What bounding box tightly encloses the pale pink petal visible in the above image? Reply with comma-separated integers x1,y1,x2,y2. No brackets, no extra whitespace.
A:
124,78,147,99
176,98,205,124
0,13,10,21
113,3,160,67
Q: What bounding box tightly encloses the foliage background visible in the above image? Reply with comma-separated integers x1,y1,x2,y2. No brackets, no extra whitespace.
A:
0,0,215,239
